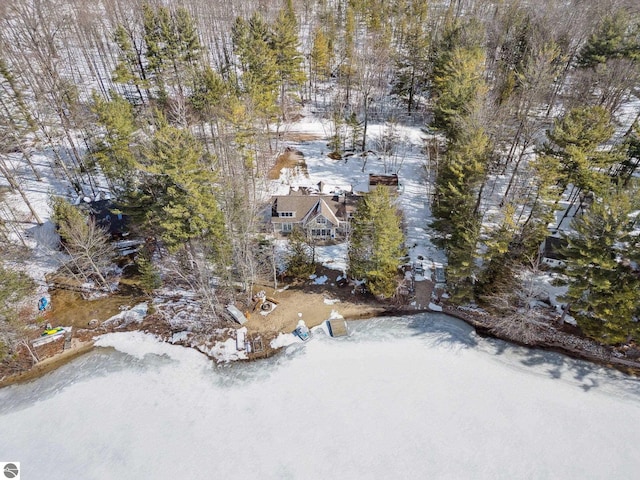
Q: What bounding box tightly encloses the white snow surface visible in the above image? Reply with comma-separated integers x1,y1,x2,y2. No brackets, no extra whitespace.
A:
312,274,328,285
101,303,148,326
2,313,640,480
428,302,443,312
202,327,250,363
314,243,348,273
270,332,300,348
323,298,340,305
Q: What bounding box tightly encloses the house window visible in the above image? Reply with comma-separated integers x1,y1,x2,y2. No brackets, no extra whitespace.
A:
316,216,326,224
282,223,293,232
311,228,331,237
279,212,294,217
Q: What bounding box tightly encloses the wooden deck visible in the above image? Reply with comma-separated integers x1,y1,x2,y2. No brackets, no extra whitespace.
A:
327,319,348,337
412,280,435,310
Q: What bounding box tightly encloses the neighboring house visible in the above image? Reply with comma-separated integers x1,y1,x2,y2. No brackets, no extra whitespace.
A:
271,192,359,239
84,200,129,238
541,236,567,267
369,174,400,195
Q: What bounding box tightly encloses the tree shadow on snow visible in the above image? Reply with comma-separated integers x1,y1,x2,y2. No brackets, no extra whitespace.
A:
406,313,478,349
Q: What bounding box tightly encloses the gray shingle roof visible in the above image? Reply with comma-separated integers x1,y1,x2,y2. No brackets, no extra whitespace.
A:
272,195,354,225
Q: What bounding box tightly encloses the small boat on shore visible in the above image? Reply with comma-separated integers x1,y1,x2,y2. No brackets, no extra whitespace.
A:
326,319,348,337
293,318,311,342
41,327,65,337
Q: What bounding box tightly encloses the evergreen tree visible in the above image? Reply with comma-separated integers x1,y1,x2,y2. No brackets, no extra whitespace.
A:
138,116,225,253
577,12,638,68
560,186,640,344
431,45,486,138
310,27,331,82
136,250,161,293
141,4,203,100
348,186,405,299
543,106,617,195
476,203,519,296
618,122,640,185
270,0,306,118
391,2,430,113
285,226,315,279
337,4,357,104
232,14,280,120
89,91,138,194
112,24,149,104
190,66,242,128
142,3,170,99
432,122,489,301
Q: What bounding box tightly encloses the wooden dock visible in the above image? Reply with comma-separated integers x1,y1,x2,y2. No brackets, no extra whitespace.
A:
326,319,348,337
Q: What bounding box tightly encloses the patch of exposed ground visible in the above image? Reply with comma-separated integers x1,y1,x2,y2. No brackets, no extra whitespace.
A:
245,266,388,336
281,132,322,142
268,147,309,180
46,286,147,330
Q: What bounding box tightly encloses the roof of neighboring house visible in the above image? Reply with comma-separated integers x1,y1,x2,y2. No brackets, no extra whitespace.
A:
369,173,399,186
543,236,567,260
82,200,128,236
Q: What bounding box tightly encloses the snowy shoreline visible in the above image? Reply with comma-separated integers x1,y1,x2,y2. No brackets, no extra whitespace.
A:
439,304,640,376
3,298,639,390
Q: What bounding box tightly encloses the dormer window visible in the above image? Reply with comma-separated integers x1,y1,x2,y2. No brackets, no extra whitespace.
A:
279,211,294,217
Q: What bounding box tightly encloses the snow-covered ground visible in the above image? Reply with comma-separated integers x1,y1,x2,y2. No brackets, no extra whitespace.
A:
1,314,639,480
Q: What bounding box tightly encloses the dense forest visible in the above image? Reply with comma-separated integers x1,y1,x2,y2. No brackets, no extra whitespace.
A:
1,0,640,355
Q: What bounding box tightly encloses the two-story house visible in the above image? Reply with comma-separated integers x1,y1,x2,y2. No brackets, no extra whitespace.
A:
271,193,359,240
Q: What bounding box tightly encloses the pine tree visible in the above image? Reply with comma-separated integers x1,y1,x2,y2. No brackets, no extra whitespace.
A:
112,24,149,104
348,186,405,299
391,2,430,113
431,45,486,138
270,0,306,119
310,27,332,96
232,14,280,120
431,16,484,120
337,4,357,104
142,3,170,99
285,226,316,279
560,186,640,344
0,265,35,360
136,250,161,293
141,4,203,101
617,121,640,185
190,66,241,126
138,116,225,253
89,91,138,194
476,203,519,297
432,122,489,301
543,105,617,195
577,12,635,68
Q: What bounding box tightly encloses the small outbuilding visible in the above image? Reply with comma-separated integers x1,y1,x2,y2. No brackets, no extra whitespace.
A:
83,200,129,238
368,174,400,194
541,236,567,267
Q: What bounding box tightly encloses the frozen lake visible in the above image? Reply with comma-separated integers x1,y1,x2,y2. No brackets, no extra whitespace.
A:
1,313,640,479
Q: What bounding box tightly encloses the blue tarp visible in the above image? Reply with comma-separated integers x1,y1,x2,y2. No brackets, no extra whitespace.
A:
38,297,49,311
